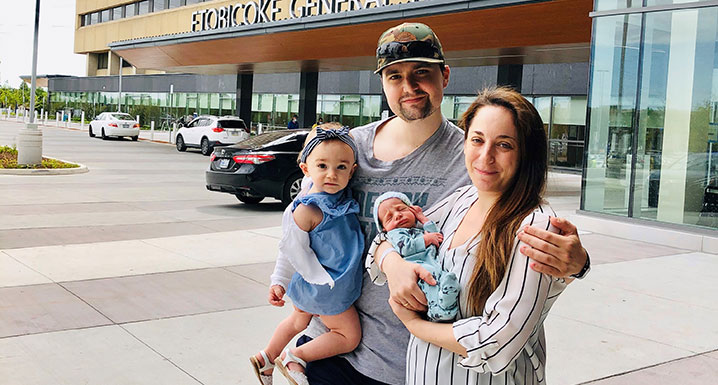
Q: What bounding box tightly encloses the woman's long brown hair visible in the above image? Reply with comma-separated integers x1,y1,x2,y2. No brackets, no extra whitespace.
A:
457,87,548,316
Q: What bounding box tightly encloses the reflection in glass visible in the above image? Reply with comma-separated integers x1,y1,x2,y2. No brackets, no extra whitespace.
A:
632,7,718,228
551,97,586,169
583,14,642,216
595,0,642,12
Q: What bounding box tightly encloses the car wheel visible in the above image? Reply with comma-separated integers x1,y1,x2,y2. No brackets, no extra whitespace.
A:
235,194,264,204
101,128,108,140
89,125,95,137
131,135,139,141
176,135,187,152
200,137,212,156
282,173,304,205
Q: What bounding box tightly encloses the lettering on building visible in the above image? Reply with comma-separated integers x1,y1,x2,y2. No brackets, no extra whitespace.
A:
191,0,425,32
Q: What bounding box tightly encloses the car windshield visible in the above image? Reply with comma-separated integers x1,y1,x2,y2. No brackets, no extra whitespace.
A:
235,130,306,149
111,113,134,121
218,119,246,129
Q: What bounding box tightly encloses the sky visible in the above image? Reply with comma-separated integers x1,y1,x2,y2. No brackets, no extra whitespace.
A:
0,0,85,88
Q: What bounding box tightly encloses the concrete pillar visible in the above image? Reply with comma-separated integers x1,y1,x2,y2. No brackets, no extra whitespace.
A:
235,73,254,128
16,123,43,165
299,71,318,129
497,64,523,91
172,122,177,144
150,121,155,141
81,111,85,130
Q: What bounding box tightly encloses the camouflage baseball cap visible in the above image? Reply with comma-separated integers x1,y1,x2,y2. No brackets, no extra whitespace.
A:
375,22,445,74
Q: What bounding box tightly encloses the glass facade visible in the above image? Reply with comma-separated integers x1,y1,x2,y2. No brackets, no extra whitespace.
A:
584,3,718,229
50,88,587,170
50,91,382,131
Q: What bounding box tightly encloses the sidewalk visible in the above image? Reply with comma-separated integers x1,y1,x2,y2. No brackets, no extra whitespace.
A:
1,120,717,384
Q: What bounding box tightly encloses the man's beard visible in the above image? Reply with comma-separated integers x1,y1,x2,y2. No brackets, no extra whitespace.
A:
398,94,435,121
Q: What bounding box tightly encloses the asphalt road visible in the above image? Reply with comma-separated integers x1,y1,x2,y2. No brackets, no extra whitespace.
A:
0,120,285,249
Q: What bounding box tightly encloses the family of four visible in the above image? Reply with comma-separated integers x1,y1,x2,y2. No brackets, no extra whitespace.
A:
249,22,590,385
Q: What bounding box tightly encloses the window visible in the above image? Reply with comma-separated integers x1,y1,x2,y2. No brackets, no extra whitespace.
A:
90,12,99,24
81,14,89,26
153,0,167,12
97,53,108,70
169,0,183,7
126,3,137,17
112,6,122,20
101,9,110,22
138,1,150,15
121,59,133,68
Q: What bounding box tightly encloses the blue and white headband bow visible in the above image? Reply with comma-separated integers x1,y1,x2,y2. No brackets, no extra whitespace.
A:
299,126,358,164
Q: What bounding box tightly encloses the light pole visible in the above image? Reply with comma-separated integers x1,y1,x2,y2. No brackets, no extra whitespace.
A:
17,0,42,166
118,56,123,112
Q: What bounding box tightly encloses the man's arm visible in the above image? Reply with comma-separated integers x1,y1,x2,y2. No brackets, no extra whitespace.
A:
517,217,589,278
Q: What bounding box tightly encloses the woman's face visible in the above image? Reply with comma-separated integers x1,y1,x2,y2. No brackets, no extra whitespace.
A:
464,105,520,195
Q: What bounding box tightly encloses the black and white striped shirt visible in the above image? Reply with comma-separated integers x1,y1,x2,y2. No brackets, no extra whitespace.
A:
367,185,567,385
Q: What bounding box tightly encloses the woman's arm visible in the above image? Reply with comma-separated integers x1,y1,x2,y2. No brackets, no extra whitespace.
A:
452,212,566,374
388,297,466,356
391,212,567,374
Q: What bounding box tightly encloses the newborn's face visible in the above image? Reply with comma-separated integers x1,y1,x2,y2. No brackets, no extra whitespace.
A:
378,198,417,231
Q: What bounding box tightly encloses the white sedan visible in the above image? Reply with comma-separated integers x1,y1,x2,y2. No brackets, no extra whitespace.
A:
176,115,250,155
89,112,140,141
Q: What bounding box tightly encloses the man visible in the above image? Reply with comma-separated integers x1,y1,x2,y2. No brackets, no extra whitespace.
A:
288,114,299,129
299,22,590,385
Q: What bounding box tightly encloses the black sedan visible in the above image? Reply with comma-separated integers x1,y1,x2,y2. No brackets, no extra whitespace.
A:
206,129,308,205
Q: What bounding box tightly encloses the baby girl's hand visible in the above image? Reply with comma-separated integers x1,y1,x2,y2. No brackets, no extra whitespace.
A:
268,285,286,307
410,205,429,224
424,232,443,248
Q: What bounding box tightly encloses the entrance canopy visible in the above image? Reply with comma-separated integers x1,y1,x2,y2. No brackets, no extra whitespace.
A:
109,0,592,74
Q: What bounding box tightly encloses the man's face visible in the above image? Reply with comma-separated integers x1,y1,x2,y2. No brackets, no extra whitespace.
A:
381,62,449,122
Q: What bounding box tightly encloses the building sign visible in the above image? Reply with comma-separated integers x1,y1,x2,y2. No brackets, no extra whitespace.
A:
191,0,426,32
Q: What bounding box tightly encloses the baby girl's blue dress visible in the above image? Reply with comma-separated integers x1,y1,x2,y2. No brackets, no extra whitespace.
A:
286,189,364,315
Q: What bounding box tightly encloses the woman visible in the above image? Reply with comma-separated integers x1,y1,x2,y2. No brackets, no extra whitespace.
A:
373,87,567,384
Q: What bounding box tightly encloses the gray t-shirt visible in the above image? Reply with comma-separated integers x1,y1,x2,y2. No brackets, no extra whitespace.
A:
307,116,470,384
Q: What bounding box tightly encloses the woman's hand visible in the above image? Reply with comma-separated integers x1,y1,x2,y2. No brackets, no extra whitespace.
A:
388,297,422,328
383,252,436,312
517,216,588,278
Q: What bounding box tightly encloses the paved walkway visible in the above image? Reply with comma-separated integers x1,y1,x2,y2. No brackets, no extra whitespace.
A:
1,120,717,384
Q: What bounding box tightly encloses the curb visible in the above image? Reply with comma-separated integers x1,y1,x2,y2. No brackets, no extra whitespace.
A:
0,156,89,176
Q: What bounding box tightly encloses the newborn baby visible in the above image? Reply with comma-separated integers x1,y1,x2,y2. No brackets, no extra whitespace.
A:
373,192,459,321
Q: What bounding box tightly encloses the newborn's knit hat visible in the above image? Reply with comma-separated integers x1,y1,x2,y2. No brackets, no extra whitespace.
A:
373,191,413,231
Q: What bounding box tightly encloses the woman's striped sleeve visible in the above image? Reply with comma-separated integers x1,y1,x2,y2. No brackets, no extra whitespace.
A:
451,211,563,374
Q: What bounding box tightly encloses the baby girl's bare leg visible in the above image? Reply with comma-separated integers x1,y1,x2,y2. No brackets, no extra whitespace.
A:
257,307,313,374
284,305,361,373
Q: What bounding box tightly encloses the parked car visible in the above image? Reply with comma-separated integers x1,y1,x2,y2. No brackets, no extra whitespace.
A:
176,115,250,155
206,129,308,205
89,112,140,140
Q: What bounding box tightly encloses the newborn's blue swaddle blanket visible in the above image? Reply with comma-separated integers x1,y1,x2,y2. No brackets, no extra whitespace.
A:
386,221,459,321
